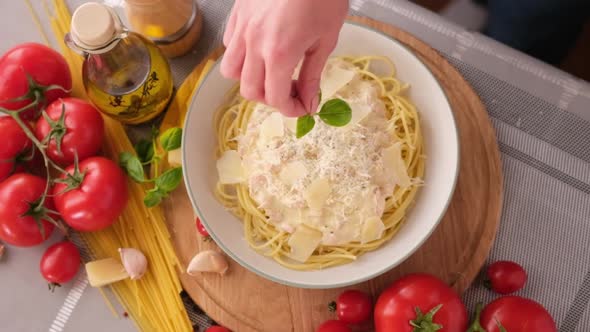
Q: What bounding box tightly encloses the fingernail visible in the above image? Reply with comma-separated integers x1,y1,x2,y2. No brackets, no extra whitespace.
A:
309,94,320,114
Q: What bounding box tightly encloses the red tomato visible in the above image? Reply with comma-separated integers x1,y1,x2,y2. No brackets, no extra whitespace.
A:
374,274,468,332
485,261,527,295
0,116,32,181
40,241,81,286
35,98,104,165
53,157,128,232
196,217,210,237
316,320,351,332
0,43,71,120
480,296,556,332
0,174,55,246
336,290,372,324
206,327,231,332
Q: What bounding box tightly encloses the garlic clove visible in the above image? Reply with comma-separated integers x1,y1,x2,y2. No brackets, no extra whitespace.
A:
119,248,148,280
186,250,229,276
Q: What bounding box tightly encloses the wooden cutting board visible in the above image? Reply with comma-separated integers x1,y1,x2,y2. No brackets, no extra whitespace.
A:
164,16,503,332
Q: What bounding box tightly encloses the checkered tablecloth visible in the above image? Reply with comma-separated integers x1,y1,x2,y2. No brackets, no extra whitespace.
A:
1,0,589,331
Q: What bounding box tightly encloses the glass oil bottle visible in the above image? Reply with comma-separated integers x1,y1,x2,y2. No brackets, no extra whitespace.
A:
65,2,174,124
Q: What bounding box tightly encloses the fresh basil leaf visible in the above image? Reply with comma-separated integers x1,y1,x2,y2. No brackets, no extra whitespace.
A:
144,189,163,207
155,167,183,193
159,127,182,151
296,115,316,139
119,152,145,183
119,152,134,167
317,98,352,127
134,139,154,164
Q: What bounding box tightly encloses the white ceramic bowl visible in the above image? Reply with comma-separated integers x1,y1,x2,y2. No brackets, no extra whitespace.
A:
182,22,459,289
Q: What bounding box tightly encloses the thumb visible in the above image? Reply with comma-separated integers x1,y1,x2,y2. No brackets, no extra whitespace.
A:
295,43,333,114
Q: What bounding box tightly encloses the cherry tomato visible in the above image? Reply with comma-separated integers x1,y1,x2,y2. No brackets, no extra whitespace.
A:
206,327,231,332
35,98,104,166
53,157,128,232
485,260,527,295
0,116,32,181
40,241,81,287
196,217,210,237
316,320,351,332
480,296,556,332
0,174,55,246
335,290,372,324
0,43,72,120
374,273,468,332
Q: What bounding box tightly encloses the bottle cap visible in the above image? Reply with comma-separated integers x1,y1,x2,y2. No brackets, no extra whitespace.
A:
71,2,120,49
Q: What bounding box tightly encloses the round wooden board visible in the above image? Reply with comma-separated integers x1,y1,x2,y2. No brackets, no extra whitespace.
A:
164,16,503,332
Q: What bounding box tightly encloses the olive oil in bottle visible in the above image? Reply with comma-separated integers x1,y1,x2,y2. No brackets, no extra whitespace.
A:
65,3,173,124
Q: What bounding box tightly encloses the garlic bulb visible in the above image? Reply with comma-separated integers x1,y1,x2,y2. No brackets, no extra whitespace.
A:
187,250,228,276
119,248,148,280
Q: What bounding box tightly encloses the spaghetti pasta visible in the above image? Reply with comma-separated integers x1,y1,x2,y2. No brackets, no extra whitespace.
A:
214,56,425,270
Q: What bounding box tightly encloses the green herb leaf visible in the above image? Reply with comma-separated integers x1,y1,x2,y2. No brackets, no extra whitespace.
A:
296,115,316,139
155,167,183,193
144,189,164,207
159,127,182,151
134,139,154,164
317,98,352,127
119,152,134,167
119,152,145,183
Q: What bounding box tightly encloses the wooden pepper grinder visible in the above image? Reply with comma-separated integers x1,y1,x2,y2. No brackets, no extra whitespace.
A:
124,0,202,58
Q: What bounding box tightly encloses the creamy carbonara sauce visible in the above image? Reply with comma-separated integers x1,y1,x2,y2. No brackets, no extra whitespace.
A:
238,59,400,245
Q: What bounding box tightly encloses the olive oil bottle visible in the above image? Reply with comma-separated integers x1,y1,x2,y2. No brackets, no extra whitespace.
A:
65,3,173,124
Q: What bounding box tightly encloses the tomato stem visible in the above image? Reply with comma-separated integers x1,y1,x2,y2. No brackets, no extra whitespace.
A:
327,301,337,312
52,154,86,195
47,282,62,293
4,74,71,112
40,104,68,156
410,304,443,331
466,303,487,332
0,101,71,235
5,109,53,205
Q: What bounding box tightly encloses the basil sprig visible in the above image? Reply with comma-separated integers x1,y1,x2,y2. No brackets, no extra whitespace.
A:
119,127,184,207
295,96,352,138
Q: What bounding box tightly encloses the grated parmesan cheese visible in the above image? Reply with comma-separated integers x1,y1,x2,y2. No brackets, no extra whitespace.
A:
234,58,410,245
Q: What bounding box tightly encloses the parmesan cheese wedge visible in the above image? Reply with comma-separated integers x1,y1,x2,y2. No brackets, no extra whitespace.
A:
382,144,411,188
361,216,386,244
287,224,323,263
216,150,245,184
320,66,355,100
86,258,130,287
304,178,332,210
260,112,284,140
279,161,307,186
345,103,372,128
167,148,182,167
283,116,298,133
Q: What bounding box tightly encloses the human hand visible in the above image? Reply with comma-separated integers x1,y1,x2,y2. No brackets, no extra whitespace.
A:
221,0,349,117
